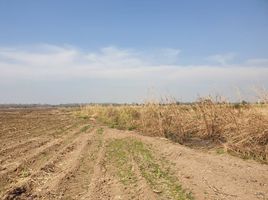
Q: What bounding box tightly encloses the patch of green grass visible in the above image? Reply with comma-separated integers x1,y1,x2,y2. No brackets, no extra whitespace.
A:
80,125,91,132
19,167,31,178
97,129,104,147
130,140,193,200
97,127,104,135
106,139,137,185
216,148,225,155
107,138,193,200
227,149,267,164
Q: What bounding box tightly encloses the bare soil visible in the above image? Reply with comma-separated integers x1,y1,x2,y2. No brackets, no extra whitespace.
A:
0,108,267,200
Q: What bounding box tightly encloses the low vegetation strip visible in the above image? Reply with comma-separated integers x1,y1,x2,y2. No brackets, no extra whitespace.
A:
78,98,268,163
106,138,193,200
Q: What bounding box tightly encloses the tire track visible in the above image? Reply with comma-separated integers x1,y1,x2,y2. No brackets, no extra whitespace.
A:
103,137,157,200
81,129,157,200
80,130,120,200
48,129,101,199
102,133,193,200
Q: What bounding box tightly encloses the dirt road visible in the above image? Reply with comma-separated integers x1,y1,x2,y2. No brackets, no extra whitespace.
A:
0,108,267,200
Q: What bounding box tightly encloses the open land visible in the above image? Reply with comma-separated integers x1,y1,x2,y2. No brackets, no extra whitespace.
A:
0,107,267,200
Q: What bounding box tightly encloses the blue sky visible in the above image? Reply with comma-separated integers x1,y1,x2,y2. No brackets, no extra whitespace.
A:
0,0,268,103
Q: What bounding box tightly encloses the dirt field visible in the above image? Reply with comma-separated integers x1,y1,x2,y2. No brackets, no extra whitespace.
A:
0,108,267,200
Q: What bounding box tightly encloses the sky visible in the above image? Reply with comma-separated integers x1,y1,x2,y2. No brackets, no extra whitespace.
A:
0,0,268,104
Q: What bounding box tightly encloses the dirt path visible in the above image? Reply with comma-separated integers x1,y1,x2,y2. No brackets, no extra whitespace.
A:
106,129,268,200
0,108,267,200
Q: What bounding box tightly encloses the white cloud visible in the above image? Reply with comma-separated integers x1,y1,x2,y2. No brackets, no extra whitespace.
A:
0,44,266,80
206,53,236,65
0,44,267,103
245,58,268,66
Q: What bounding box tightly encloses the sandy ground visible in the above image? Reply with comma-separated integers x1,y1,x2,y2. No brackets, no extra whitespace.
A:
0,108,267,200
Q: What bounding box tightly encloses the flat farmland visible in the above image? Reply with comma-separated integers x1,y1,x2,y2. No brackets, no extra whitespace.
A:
0,108,267,200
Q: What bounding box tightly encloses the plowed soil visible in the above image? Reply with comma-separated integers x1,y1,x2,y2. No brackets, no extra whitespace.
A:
0,108,267,200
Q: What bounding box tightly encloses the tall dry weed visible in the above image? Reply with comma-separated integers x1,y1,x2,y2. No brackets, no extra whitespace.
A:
78,95,268,162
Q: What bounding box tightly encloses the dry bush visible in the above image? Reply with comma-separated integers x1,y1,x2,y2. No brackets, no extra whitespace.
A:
78,97,268,162
226,108,268,162
192,97,241,141
191,97,267,161
158,104,195,143
139,103,164,137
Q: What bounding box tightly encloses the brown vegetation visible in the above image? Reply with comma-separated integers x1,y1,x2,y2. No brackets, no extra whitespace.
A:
78,97,268,163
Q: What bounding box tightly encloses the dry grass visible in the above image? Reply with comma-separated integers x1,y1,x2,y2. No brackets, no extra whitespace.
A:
77,97,268,163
